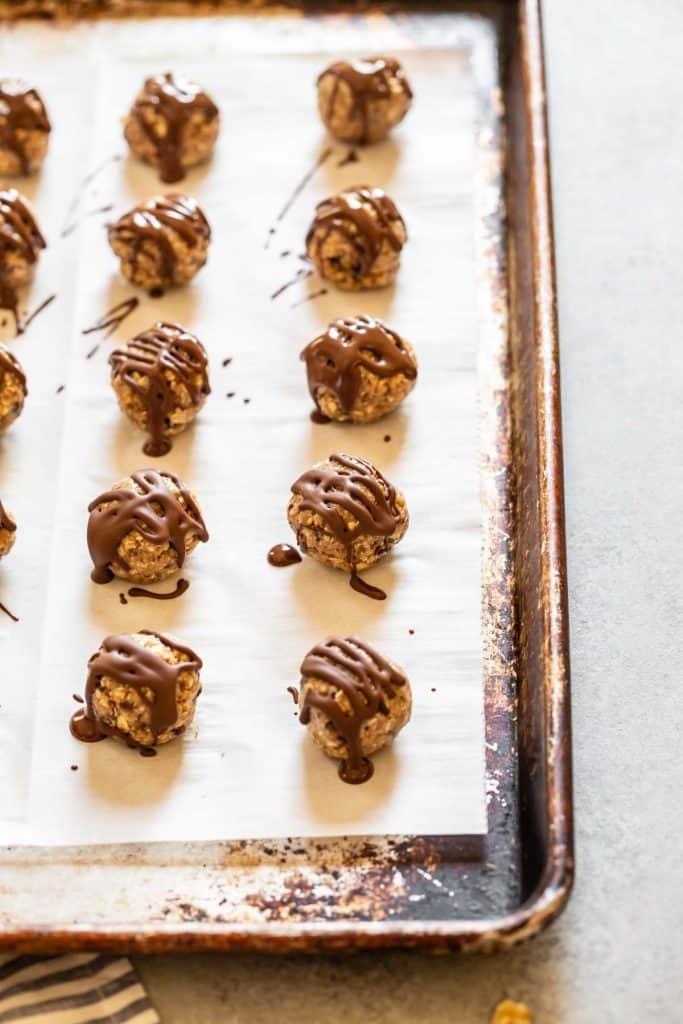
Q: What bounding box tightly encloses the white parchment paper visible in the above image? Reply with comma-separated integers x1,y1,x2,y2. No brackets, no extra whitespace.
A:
0,22,491,844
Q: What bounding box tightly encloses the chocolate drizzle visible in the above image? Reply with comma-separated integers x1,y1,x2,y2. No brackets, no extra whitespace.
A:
70,630,202,747
128,578,190,600
306,186,405,278
87,468,208,584
110,321,210,456
0,189,46,331
267,543,302,568
108,194,210,288
319,57,412,143
0,343,27,397
0,80,51,174
301,315,416,417
82,297,139,340
127,72,219,184
299,636,407,783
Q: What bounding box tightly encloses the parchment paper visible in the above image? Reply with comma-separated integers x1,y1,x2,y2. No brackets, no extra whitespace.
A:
0,24,490,844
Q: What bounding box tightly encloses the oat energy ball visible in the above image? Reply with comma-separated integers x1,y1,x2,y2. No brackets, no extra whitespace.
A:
87,468,208,585
110,321,210,457
0,79,51,176
305,186,406,290
317,57,412,144
296,635,411,783
0,344,26,432
0,188,45,297
124,72,220,184
108,193,211,290
70,630,202,750
302,314,417,423
0,500,16,559
288,452,408,573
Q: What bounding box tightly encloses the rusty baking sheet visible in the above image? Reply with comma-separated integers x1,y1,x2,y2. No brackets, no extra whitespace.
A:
0,0,573,953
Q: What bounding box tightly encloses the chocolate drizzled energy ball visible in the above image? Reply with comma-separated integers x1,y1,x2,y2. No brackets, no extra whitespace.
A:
110,321,210,457
288,452,408,574
87,468,208,585
0,499,16,559
0,343,26,432
317,57,412,144
124,72,220,184
0,79,51,176
70,630,202,750
0,188,45,310
305,186,406,290
108,194,211,291
302,315,417,423
296,636,411,784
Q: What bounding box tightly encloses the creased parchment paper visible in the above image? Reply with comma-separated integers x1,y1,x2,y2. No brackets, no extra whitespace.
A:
0,23,490,844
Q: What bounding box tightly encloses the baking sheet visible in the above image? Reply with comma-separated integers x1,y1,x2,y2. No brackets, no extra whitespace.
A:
0,27,488,844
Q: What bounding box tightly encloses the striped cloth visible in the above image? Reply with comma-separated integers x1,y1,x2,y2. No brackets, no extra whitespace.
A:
0,956,158,1023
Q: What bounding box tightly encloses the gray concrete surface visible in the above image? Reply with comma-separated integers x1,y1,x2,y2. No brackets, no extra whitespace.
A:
134,1,683,1019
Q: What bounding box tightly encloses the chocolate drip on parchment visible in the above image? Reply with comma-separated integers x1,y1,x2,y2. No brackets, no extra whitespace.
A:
306,186,404,278
128,578,190,600
110,321,210,456
301,314,416,417
0,189,46,332
87,468,208,584
291,453,399,600
0,343,27,397
267,543,301,568
82,297,139,342
108,194,210,287
70,630,202,747
128,73,218,184
0,80,51,175
320,58,412,144
299,635,407,783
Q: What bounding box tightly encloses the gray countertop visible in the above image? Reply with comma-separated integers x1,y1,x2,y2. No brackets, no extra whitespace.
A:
134,1,683,1018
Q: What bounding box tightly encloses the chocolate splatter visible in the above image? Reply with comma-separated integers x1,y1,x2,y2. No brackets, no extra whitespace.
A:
82,296,139,341
268,543,302,568
264,147,332,248
128,578,190,601
287,685,299,705
350,572,386,601
270,267,312,300
338,148,360,167
61,203,114,239
22,292,56,330
290,287,327,309
61,153,122,237
0,601,18,622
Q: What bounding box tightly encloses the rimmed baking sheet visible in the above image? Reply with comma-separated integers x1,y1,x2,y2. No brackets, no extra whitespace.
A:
0,15,497,845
